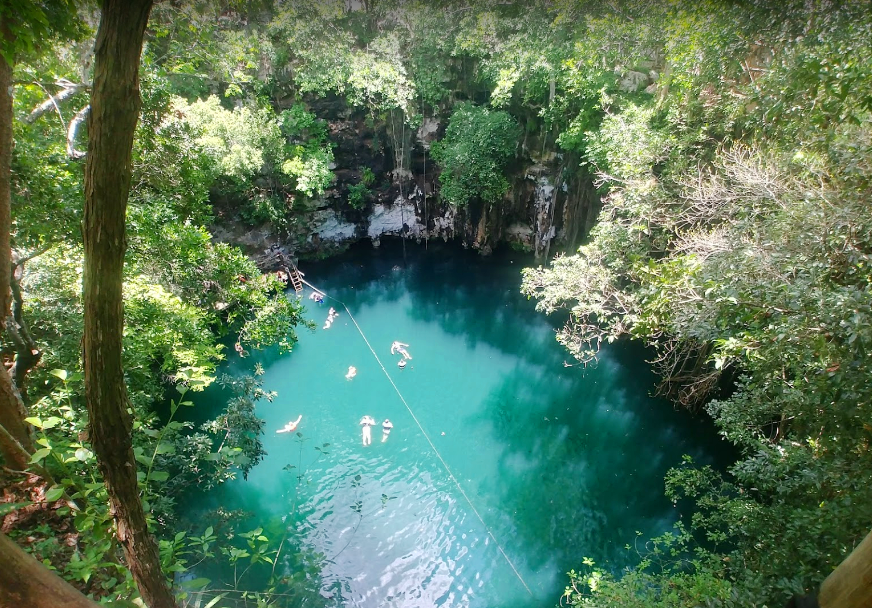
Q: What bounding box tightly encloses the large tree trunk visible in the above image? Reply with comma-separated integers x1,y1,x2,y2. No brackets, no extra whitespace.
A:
0,532,102,608
0,18,34,470
818,528,872,608
0,25,13,328
82,2,173,608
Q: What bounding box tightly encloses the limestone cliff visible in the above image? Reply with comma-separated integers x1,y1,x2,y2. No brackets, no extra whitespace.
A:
210,95,601,267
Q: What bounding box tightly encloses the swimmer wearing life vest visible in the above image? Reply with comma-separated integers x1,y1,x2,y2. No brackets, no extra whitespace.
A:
277,415,303,433
346,365,357,380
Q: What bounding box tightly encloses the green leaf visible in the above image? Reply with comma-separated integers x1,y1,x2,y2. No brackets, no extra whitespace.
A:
203,593,227,608
24,416,43,428
180,577,211,590
75,448,93,461
44,486,64,502
150,471,169,482
41,416,63,430
155,442,175,455
0,501,32,516
49,369,68,381
30,448,52,463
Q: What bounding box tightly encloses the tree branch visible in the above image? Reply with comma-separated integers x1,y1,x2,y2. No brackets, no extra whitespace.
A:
66,104,89,159
23,79,88,125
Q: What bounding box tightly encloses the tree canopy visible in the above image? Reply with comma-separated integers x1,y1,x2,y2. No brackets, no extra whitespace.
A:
2,1,872,606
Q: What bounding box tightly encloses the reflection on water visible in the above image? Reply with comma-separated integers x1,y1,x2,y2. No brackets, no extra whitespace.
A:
179,239,730,608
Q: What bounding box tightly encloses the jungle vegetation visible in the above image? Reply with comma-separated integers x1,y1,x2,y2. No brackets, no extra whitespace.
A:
1,0,870,607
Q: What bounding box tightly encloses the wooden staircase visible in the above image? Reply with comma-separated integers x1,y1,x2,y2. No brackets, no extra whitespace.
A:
288,266,304,294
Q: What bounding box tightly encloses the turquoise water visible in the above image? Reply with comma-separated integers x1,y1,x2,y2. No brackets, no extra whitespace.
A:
182,240,729,607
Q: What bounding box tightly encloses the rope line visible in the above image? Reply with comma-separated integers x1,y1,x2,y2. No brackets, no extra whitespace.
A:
307,282,533,597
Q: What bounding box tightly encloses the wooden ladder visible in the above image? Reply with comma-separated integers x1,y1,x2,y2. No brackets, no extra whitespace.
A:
288,266,304,294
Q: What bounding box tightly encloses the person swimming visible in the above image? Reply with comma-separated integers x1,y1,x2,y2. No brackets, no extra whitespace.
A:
381,418,393,442
277,415,303,433
390,340,412,360
346,366,357,380
398,359,407,369
323,307,339,330
360,415,376,446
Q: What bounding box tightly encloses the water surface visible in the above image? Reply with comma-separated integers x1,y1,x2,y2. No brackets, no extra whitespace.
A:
182,240,727,607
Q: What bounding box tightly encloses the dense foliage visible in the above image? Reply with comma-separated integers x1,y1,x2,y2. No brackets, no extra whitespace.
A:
431,102,520,207
520,1,872,606
3,0,871,606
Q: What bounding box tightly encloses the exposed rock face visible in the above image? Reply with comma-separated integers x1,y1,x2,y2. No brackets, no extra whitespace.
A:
308,209,357,246
367,197,423,239
504,223,534,249
416,117,439,149
211,94,600,262
531,174,557,259
619,70,651,92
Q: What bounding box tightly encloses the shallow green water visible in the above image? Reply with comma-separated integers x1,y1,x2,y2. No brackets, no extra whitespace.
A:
181,240,728,607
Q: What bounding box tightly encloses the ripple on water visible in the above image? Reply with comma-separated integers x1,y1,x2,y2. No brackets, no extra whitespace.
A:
294,443,502,607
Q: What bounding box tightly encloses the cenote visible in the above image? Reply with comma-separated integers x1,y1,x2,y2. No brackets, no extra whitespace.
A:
179,239,729,607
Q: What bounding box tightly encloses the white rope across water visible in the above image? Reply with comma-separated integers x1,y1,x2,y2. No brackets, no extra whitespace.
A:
302,279,533,597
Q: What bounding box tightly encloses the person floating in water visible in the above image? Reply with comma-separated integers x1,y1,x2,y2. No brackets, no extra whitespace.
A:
390,341,412,360
346,365,357,380
398,359,407,369
360,415,376,446
323,307,339,330
277,415,303,433
381,419,393,442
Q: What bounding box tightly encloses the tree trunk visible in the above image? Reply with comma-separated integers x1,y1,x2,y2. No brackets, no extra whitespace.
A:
82,2,173,608
9,257,44,402
0,23,37,470
0,366,33,469
0,26,13,329
818,529,872,608
0,532,102,608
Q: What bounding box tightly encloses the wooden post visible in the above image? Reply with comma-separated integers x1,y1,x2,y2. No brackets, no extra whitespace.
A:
818,529,872,608
0,532,101,608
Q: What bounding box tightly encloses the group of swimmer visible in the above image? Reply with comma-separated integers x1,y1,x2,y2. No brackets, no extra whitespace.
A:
323,307,339,330
276,414,394,447
391,340,412,369
359,415,393,445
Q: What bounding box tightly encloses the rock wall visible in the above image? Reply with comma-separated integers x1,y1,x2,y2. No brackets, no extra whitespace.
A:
210,95,600,267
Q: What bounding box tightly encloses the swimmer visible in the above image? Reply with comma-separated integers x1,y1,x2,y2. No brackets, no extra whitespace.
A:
381,419,393,442
323,308,339,330
398,359,407,369
277,415,303,433
360,415,376,446
346,366,357,380
390,341,412,360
